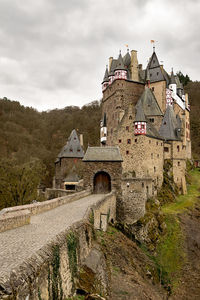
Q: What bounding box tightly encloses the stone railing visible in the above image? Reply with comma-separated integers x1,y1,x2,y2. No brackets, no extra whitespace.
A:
0,192,117,299
0,190,91,233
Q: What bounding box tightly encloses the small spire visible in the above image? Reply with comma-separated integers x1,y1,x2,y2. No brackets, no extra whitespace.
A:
119,49,121,54
170,69,176,84
127,48,129,53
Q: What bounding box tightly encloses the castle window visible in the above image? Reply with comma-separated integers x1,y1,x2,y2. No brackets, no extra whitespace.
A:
164,147,169,152
151,153,153,159
141,124,145,129
150,73,152,77
119,139,121,143
149,140,151,144
177,145,180,152
157,154,159,158
135,139,137,143
77,149,80,152
142,182,144,188
149,118,154,122
70,148,73,152
178,161,180,166
126,150,129,155
135,124,138,129
161,143,163,146
126,126,129,131
156,142,158,145
154,167,156,173
164,121,166,125
127,139,131,144
157,72,159,76
129,115,132,120
153,60,155,63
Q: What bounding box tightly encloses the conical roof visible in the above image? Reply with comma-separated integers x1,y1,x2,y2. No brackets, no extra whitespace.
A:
109,59,117,76
102,112,107,127
137,88,163,116
135,101,146,122
115,52,126,71
102,66,109,83
123,50,131,67
159,106,181,141
170,70,176,84
57,129,84,158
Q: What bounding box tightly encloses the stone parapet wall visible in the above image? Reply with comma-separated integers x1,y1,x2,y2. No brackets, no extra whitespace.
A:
0,209,31,233
0,193,116,299
0,190,91,232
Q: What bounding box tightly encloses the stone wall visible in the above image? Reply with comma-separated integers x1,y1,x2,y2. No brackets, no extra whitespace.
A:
149,81,166,113
118,177,153,224
0,209,31,233
0,193,116,299
55,157,84,188
0,190,91,232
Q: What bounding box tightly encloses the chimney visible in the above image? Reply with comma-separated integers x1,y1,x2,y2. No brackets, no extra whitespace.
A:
109,57,113,72
79,134,84,148
131,50,139,81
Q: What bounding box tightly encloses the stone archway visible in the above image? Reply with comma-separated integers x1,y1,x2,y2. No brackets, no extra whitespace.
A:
93,171,111,194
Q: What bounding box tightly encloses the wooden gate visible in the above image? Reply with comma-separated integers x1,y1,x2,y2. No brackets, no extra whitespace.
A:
93,171,111,194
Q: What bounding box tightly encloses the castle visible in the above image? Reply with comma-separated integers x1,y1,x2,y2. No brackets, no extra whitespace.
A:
55,47,191,224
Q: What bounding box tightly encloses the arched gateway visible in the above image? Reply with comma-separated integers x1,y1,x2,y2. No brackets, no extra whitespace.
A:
93,171,111,194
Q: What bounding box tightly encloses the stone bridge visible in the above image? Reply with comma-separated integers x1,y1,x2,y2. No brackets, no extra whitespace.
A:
0,190,116,299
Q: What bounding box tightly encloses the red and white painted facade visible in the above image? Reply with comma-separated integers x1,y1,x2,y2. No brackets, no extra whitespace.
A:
134,122,147,135
114,70,127,80
102,82,109,91
166,88,173,107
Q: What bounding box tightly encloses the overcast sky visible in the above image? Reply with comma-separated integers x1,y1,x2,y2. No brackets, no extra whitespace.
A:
0,0,199,111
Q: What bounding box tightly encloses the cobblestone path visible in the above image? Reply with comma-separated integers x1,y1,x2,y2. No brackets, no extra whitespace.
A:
0,194,104,279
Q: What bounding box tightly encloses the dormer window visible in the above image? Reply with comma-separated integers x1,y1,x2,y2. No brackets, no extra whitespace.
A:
70,148,73,152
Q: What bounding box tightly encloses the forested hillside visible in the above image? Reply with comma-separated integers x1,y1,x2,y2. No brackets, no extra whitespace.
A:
0,81,199,209
185,81,200,158
0,99,101,208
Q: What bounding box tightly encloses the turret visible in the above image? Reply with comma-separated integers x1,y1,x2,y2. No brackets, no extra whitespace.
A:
100,113,107,145
114,51,127,80
169,69,177,96
102,66,109,91
134,102,147,135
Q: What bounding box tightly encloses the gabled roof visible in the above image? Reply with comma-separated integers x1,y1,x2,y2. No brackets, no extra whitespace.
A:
136,88,163,116
147,51,165,83
102,66,109,83
159,106,181,141
57,129,84,158
83,146,123,162
148,51,160,69
115,52,126,71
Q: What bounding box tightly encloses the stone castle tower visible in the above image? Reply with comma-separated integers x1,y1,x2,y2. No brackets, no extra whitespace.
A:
100,48,191,223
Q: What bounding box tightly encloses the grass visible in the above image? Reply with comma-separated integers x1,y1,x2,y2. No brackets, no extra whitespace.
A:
155,168,200,292
162,169,200,214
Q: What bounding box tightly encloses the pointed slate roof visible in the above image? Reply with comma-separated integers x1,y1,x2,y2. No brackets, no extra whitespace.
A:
115,52,126,71
123,50,131,67
170,70,176,84
136,88,163,116
83,146,123,162
109,59,117,76
135,101,146,122
102,66,109,83
57,129,84,158
147,51,165,83
102,112,107,127
159,106,181,141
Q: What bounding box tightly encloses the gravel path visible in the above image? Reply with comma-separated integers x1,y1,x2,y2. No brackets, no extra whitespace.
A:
0,194,104,279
